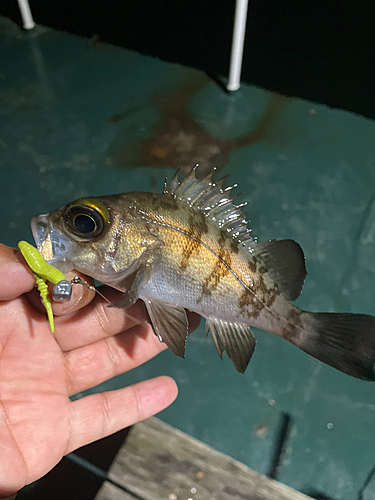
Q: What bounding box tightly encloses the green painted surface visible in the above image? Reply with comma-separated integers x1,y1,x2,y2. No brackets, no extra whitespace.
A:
1,18,375,500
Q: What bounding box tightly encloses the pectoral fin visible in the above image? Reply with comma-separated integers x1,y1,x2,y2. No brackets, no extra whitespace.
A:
206,318,256,373
109,265,153,309
144,300,189,358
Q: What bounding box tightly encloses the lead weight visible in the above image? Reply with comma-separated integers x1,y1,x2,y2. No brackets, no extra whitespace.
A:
52,280,72,301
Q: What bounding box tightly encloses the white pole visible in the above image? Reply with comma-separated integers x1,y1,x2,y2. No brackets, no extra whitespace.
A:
17,0,35,30
227,0,249,91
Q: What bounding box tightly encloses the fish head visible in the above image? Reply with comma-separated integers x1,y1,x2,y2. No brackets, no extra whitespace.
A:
31,195,154,286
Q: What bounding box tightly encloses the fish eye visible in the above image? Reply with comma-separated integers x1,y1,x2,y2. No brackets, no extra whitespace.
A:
64,200,109,239
73,212,97,233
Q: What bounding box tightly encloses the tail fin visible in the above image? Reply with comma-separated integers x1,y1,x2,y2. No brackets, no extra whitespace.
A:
297,312,375,381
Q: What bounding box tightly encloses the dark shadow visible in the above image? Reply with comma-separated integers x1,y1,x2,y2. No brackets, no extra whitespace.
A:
357,465,375,500
16,457,105,500
74,426,131,470
304,490,337,500
267,412,293,480
16,427,133,500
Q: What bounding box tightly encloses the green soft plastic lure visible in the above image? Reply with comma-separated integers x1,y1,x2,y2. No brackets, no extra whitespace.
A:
18,241,67,333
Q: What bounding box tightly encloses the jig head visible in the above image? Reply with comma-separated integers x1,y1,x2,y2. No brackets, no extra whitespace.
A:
18,241,109,333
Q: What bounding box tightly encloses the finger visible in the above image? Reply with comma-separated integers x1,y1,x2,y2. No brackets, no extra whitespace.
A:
54,290,148,351
0,245,35,300
65,322,167,396
51,271,96,315
26,271,96,317
66,376,178,453
55,293,201,352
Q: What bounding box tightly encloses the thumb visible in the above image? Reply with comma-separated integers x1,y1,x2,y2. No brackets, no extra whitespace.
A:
0,244,35,300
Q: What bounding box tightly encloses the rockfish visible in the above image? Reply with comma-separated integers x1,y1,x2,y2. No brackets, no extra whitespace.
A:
31,168,375,380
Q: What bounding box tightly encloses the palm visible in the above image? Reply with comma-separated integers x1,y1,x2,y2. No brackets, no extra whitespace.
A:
0,244,184,498
0,294,72,487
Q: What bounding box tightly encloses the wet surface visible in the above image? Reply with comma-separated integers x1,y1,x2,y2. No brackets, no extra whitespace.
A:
1,18,375,500
108,73,289,175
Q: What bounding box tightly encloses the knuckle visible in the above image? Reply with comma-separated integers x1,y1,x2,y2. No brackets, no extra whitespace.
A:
129,384,141,423
104,338,121,378
99,392,112,435
63,354,76,396
95,302,114,337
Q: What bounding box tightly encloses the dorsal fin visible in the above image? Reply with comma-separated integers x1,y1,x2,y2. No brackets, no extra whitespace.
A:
249,239,307,301
164,165,254,246
163,167,307,301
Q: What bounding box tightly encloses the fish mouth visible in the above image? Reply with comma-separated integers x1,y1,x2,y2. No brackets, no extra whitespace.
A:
31,214,74,273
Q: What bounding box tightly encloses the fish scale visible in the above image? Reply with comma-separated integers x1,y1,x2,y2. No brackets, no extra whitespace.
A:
30,167,375,380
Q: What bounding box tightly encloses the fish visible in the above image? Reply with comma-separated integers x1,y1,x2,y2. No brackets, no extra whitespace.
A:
30,167,375,381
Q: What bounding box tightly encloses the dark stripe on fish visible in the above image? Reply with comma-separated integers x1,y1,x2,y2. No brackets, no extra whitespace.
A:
179,211,208,272
200,246,231,297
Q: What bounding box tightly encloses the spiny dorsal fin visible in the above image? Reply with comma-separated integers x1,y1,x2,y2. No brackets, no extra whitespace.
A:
164,167,306,301
164,165,254,246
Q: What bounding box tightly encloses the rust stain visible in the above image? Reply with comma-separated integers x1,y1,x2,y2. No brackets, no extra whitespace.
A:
254,422,269,437
234,93,290,149
107,74,290,176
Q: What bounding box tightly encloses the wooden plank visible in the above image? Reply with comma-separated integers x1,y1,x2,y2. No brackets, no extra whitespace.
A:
106,417,312,500
95,481,135,500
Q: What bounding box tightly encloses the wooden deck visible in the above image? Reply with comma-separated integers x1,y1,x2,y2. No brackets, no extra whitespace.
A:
95,417,312,500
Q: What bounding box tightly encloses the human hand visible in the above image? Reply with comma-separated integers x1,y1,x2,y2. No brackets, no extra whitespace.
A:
0,243,199,498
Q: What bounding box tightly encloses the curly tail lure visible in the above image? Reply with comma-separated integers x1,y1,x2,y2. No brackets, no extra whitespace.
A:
18,241,71,333
18,241,108,332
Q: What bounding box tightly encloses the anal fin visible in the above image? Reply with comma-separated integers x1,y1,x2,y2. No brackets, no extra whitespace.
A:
144,300,189,358
206,318,256,373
